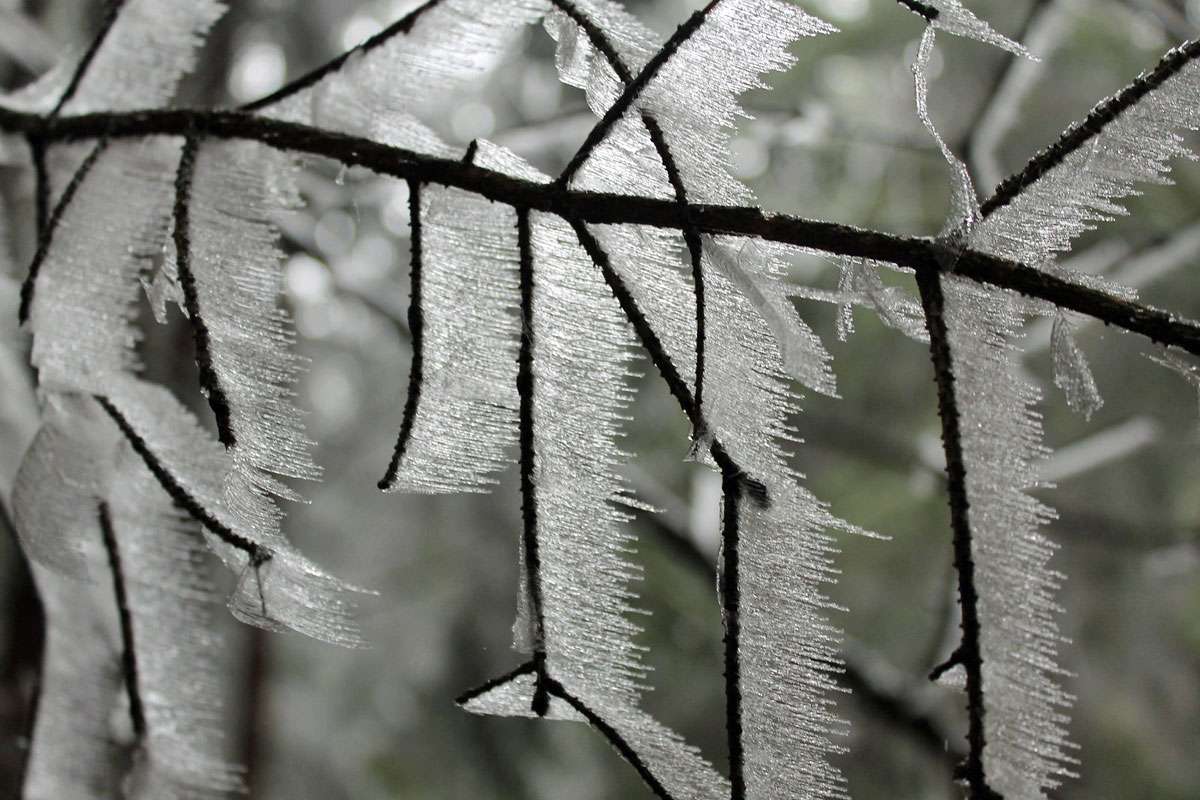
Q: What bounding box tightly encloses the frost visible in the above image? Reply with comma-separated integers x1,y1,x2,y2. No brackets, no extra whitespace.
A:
1148,349,1200,415
28,140,178,392
378,151,524,494
181,140,323,531
1051,313,1103,419
913,22,1076,798
912,0,1032,57
2,0,224,114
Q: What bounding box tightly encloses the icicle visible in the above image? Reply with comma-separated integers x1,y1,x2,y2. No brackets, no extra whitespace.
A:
100,376,367,647
1051,312,1103,419
106,446,243,799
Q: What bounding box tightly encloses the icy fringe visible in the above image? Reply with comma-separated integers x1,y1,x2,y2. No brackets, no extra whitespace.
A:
262,0,552,150
19,139,364,645
914,25,1076,799
28,139,178,392
906,0,1032,57
382,147,525,494
463,204,729,800
1,0,225,114
543,2,859,797
550,0,839,398
974,41,1200,402
101,376,367,648
107,446,243,798
174,139,324,538
12,397,241,799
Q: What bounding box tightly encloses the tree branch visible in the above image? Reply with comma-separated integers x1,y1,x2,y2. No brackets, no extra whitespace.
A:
4,106,1198,359
981,37,1200,217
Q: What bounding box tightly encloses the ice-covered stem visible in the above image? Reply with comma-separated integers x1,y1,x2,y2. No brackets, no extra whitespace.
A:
17,139,108,324
95,395,269,566
173,133,237,448
456,662,679,800
50,0,127,117
634,476,964,770
515,208,550,716
555,0,721,187
377,178,425,490
568,220,767,501
720,470,746,799
913,263,999,800
240,0,447,112
549,0,712,421
545,678,678,800
4,105,1200,357
982,37,1200,216
97,501,146,740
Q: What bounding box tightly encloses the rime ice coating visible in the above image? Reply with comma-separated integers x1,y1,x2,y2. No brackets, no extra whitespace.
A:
1,0,225,114
13,400,244,798
101,377,368,648
522,3,856,797
180,140,323,536
262,0,551,148
915,0,1031,57
28,140,178,392
21,564,124,800
380,146,525,494
912,23,1076,800
107,447,243,799
460,203,729,800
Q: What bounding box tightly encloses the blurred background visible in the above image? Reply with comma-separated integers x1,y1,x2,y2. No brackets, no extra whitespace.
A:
1,0,1199,797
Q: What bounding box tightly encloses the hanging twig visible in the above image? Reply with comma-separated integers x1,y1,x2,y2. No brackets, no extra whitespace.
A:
913,263,998,800
96,502,146,741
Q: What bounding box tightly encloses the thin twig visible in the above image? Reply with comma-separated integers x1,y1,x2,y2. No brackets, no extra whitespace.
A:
173,134,237,448
240,0,447,112
555,1,718,187
516,208,550,716
18,139,109,324
982,37,1200,216
50,0,127,117
97,501,146,740
95,396,266,561
378,178,424,490
913,263,998,800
